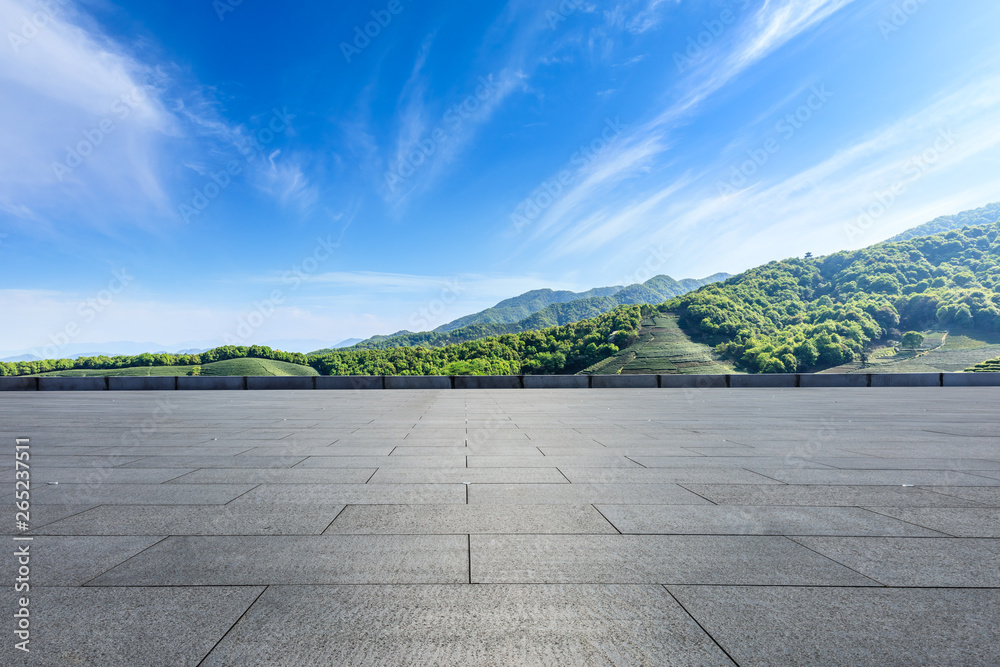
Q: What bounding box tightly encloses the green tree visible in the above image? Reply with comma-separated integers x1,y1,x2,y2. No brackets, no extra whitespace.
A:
901,331,925,350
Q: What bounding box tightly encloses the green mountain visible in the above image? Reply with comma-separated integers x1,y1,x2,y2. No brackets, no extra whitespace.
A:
435,285,622,332
886,201,1000,243
326,273,730,353
668,220,1000,373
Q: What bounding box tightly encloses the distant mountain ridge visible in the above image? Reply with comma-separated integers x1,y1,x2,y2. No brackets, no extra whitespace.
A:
435,285,623,332
320,273,731,353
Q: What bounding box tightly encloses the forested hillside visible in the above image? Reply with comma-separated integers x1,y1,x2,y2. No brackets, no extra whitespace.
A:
886,201,1000,243
668,221,1000,373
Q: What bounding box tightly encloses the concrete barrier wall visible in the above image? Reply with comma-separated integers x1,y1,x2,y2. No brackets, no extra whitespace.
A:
316,376,383,390
5,372,1000,391
730,374,797,388
38,377,107,391
177,376,245,391
109,377,177,391
592,375,658,389
870,373,941,388
247,376,316,391
453,376,522,389
0,377,39,391
659,375,728,389
943,372,1000,387
799,374,869,388
524,376,589,389
384,376,452,390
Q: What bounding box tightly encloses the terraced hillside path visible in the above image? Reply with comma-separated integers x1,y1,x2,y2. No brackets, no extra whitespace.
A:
581,314,734,376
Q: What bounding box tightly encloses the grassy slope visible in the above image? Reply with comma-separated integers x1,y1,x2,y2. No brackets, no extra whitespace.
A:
32,358,319,378
579,314,735,376
820,329,1000,374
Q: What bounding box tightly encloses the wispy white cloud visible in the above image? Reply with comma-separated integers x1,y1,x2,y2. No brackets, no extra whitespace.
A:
622,0,675,34
571,70,1000,278
0,0,314,236
518,0,860,257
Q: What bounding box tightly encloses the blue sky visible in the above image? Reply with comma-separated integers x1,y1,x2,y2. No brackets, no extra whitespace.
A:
2,0,1000,356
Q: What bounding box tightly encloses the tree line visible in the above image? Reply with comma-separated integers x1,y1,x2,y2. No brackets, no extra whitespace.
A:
1,307,645,378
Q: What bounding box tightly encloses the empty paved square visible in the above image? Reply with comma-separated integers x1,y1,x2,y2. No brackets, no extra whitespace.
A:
2,387,999,665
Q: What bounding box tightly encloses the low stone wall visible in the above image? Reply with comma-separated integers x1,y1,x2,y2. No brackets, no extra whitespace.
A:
4,372,1000,391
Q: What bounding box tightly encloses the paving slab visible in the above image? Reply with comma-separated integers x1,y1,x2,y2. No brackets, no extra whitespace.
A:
471,535,879,585
680,484,989,507
325,504,617,535
469,483,714,505
921,486,1000,506
792,536,1000,587
33,504,346,536
29,455,147,468
668,586,1000,667
30,468,195,484
752,469,1000,486
31,483,258,505
230,483,466,505
596,505,944,536
559,467,783,484
120,455,307,468
200,585,734,666
6,504,98,531
23,536,164,585
616,455,837,468
89,535,468,585
864,507,1000,537
812,456,1000,470
1,587,264,667
296,455,467,468
368,467,568,484
468,455,642,468
392,446,543,457
165,468,375,484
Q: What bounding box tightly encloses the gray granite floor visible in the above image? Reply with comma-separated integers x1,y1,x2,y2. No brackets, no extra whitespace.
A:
2,388,998,665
